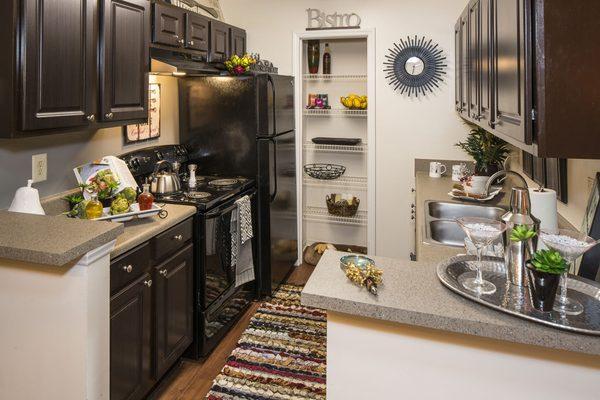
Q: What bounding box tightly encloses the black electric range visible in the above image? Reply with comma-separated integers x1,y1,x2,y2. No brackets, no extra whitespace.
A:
120,145,258,359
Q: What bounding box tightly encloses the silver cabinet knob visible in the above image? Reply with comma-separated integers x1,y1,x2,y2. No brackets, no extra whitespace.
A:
488,121,496,128
188,40,195,46
173,234,183,241
123,265,133,273
86,114,96,122
105,112,114,120
159,269,168,277
178,38,185,45
144,280,153,288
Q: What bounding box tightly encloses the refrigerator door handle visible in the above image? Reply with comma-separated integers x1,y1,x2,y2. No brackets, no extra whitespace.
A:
267,75,276,135
270,138,278,203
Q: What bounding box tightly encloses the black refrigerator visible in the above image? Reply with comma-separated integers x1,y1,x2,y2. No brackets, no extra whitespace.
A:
179,74,297,297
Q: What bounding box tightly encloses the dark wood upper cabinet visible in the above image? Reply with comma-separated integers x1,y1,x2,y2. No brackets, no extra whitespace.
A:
185,13,210,55
490,0,531,144
20,0,98,131
230,27,247,57
153,244,194,378
456,0,600,159
209,20,230,62
152,1,185,47
110,273,153,400
459,11,469,118
101,0,150,122
454,20,462,113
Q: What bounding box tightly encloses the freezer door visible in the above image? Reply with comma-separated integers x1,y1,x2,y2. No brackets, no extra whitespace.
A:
258,75,295,137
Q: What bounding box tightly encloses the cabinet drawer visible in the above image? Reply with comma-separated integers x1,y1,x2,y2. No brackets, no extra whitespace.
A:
152,219,193,261
111,243,151,294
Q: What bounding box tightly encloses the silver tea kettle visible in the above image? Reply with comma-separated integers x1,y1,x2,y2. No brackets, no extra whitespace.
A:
150,161,181,194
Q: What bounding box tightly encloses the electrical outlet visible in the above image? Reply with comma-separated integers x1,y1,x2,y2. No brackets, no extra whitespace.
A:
32,153,47,183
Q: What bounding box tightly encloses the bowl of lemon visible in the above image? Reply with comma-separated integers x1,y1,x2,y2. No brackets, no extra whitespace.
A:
340,94,368,110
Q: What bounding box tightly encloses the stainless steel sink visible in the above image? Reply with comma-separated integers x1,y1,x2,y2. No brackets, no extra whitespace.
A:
428,201,505,220
424,201,506,248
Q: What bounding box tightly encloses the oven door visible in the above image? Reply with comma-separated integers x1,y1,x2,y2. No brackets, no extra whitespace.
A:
200,189,257,310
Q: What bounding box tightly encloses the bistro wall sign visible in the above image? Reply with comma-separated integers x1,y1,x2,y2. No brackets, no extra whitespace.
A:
306,8,361,30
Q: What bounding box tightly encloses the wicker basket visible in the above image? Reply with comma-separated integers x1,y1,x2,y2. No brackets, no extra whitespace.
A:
326,194,360,217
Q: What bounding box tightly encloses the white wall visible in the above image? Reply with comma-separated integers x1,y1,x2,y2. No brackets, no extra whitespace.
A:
0,75,180,210
221,0,470,258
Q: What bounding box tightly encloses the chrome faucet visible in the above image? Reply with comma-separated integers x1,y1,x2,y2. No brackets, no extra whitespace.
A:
485,170,529,197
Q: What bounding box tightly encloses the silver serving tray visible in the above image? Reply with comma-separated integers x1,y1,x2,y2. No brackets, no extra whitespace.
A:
437,256,600,336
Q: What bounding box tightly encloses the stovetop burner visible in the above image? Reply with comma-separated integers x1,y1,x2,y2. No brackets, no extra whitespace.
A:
208,178,242,189
186,191,212,200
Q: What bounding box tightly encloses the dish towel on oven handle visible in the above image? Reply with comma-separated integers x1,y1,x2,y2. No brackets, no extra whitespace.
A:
231,195,255,287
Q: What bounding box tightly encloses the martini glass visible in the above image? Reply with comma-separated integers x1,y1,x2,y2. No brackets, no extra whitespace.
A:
457,217,507,295
539,229,600,315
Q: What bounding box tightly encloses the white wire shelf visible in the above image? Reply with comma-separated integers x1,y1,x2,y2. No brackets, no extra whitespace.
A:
303,108,367,117
303,206,368,227
303,74,367,82
303,142,368,154
304,175,368,189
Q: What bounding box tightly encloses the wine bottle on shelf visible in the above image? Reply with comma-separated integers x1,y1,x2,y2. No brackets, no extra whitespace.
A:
307,41,320,74
323,43,332,75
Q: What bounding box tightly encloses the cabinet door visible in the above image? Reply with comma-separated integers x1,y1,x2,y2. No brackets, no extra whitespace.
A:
153,2,185,47
185,12,209,56
491,0,531,143
230,27,247,57
468,0,481,121
460,11,469,118
479,0,492,124
110,273,153,400
101,0,150,122
154,244,194,377
454,20,462,113
209,20,230,62
21,0,97,130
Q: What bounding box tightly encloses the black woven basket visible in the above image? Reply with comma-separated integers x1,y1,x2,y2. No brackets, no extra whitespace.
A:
304,164,346,180
326,195,360,217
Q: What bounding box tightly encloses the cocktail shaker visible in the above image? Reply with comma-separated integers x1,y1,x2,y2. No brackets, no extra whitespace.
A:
502,187,540,287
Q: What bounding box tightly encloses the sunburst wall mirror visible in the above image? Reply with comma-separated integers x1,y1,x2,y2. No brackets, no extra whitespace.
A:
384,36,447,97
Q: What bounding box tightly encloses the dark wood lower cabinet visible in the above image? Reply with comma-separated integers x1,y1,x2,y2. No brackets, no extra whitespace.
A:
110,273,153,400
154,244,194,378
110,218,194,400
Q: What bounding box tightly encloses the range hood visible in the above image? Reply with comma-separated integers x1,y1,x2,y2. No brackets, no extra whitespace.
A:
150,48,220,76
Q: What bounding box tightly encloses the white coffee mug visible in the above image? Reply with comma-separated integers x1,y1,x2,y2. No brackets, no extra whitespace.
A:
452,164,466,182
429,162,447,178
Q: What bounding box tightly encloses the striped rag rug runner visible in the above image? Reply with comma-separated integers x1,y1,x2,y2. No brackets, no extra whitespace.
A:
206,284,327,399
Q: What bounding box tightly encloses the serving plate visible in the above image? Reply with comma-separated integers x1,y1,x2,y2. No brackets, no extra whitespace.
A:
93,203,164,222
448,185,502,202
437,256,600,335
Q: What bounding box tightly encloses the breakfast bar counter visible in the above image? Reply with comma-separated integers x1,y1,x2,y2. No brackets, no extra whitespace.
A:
302,251,600,400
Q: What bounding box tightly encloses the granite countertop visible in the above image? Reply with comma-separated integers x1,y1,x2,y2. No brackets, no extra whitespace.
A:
111,203,196,258
302,250,600,356
0,211,124,266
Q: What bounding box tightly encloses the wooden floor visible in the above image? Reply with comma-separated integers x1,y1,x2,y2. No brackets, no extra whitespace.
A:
154,263,316,400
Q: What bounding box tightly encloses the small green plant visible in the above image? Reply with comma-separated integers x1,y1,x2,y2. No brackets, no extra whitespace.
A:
530,249,569,275
455,125,510,175
63,193,84,206
510,225,537,242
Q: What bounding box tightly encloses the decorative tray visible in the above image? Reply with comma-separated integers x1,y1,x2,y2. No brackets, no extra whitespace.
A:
93,204,166,223
437,256,600,336
448,186,502,202
312,137,362,146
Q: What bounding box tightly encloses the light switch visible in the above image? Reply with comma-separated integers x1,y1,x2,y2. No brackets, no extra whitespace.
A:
32,153,47,183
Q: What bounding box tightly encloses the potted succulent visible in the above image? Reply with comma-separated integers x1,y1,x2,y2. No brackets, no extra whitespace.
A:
526,249,569,311
506,225,537,287
455,125,510,177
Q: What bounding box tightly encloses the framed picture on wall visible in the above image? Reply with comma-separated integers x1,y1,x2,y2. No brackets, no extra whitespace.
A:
124,83,161,144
